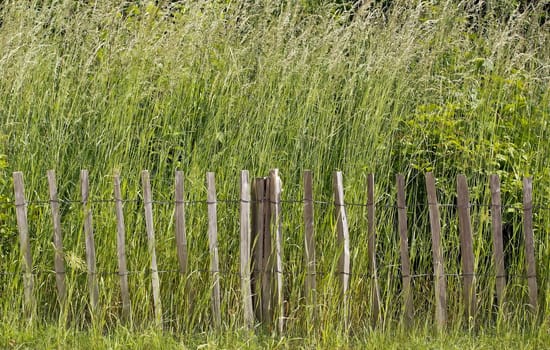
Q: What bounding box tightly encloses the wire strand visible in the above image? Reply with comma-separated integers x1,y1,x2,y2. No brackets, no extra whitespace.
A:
0,268,534,280
3,198,547,210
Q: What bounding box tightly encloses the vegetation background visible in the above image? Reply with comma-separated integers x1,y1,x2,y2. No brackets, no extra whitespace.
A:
0,0,548,348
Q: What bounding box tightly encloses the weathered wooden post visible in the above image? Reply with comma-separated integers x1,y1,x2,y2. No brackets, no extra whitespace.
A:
490,175,506,308
81,170,99,315
425,172,447,330
141,170,162,326
47,170,67,309
333,171,350,330
13,172,34,318
270,169,284,333
522,177,538,312
367,174,382,326
113,172,131,321
303,171,317,320
206,172,221,328
457,174,476,321
240,170,254,328
396,174,413,327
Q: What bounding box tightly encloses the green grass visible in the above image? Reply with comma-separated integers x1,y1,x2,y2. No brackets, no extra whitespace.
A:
1,324,549,349
0,0,549,346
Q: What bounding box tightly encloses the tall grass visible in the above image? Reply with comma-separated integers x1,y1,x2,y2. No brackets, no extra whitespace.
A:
0,0,548,340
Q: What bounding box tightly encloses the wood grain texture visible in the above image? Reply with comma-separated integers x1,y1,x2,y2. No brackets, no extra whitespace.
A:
270,169,284,333
81,170,99,314
303,171,317,315
425,172,447,330
141,170,162,326
13,172,34,315
367,174,381,326
251,178,265,321
240,170,254,328
522,177,538,311
47,170,67,308
114,173,131,321
490,175,506,307
206,172,221,328
396,174,413,327
262,177,273,326
333,171,350,329
174,171,188,275
457,174,476,320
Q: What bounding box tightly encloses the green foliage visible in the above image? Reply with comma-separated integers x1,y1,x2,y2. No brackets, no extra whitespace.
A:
395,68,548,202
0,0,548,339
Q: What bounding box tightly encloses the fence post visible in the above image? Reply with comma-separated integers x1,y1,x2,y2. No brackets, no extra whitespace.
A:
457,174,476,322
141,170,162,326
262,177,273,326
522,177,538,312
367,174,382,326
80,170,99,315
113,173,131,322
303,171,317,320
174,171,188,276
333,171,350,330
490,175,506,308
270,169,284,333
206,172,221,328
13,172,34,318
425,172,447,330
47,170,67,310
396,174,413,327
252,178,265,322
240,170,255,328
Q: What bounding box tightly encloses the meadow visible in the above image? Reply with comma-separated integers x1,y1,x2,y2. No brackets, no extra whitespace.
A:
0,0,549,348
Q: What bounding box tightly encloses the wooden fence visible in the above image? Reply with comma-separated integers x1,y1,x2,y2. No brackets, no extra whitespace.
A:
8,169,543,331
